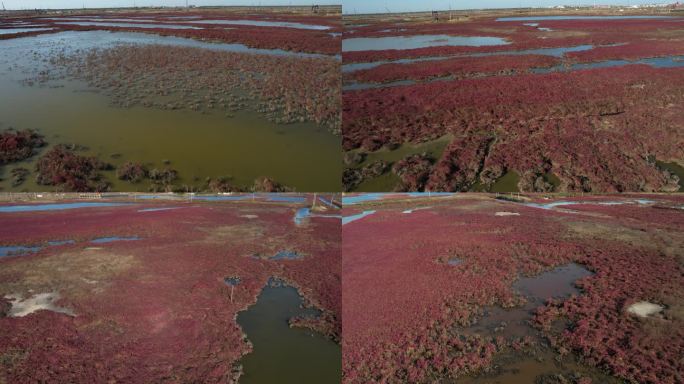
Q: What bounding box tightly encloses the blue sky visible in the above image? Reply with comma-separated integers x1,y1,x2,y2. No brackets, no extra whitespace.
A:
3,0,337,10
343,0,641,14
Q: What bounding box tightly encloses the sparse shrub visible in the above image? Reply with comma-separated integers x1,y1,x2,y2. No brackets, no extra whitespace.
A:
148,168,178,192
0,129,45,165
116,162,148,183
35,145,110,192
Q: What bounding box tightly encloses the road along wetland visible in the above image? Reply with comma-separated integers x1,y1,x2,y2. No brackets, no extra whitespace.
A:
0,7,342,192
342,192,683,383
342,11,684,193
0,193,341,383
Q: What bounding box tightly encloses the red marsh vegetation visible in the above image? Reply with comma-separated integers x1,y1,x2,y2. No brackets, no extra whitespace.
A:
342,17,684,192
342,194,684,383
0,129,45,165
346,54,560,84
343,17,684,63
343,65,684,192
39,44,340,133
0,198,340,383
3,11,341,54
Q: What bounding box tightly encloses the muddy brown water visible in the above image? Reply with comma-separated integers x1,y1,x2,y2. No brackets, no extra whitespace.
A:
236,280,341,383
0,31,340,192
456,263,624,383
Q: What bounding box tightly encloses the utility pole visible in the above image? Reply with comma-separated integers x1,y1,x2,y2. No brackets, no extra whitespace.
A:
1,2,5,11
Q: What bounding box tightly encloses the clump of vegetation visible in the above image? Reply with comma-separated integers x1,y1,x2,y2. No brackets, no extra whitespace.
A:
148,168,178,192
392,153,434,192
348,54,560,84
116,162,148,183
10,168,30,187
35,145,111,192
47,44,341,134
251,177,292,193
0,129,45,165
343,161,389,192
343,151,366,166
206,176,240,193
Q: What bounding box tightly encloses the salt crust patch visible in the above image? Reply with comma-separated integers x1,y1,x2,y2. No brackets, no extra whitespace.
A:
4,292,75,317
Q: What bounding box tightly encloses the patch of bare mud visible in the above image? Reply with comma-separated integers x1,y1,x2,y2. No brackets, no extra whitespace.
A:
0,250,137,299
564,220,684,258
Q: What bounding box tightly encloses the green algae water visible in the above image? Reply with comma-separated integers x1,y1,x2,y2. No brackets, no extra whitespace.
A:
0,32,341,192
236,281,341,384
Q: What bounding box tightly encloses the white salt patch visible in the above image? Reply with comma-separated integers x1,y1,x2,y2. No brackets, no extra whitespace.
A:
402,206,431,214
627,301,664,318
495,211,520,216
4,292,75,317
240,214,258,219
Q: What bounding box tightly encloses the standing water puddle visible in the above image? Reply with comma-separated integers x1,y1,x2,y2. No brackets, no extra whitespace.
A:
0,28,55,35
137,207,183,212
294,207,311,225
270,250,302,260
0,202,129,212
265,195,307,203
342,44,596,72
54,21,203,30
1,239,76,257
456,263,615,384
533,55,684,73
342,35,509,52
236,279,340,383
342,210,376,225
344,54,682,90
0,245,41,257
185,19,331,30
465,263,592,339
90,236,140,244
523,198,653,211
497,15,678,21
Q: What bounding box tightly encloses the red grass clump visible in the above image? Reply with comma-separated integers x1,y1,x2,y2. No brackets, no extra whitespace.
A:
343,65,684,192
35,145,111,192
347,54,560,83
116,161,148,183
0,129,45,165
343,17,683,63
44,45,340,133
566,40,684,62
